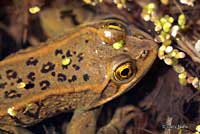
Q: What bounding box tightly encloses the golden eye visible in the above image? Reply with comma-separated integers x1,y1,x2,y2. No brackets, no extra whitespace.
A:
109,54,136,84
113,62,135,81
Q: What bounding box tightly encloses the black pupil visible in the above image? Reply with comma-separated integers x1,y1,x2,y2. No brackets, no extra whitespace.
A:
121,68,130,76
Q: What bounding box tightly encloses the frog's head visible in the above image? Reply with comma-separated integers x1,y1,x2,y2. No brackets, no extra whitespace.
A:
86,18,158,107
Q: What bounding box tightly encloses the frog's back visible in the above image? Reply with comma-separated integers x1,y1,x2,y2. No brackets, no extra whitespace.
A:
0,26,116,126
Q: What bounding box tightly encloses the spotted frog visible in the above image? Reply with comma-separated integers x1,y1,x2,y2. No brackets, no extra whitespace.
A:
0,18,157,134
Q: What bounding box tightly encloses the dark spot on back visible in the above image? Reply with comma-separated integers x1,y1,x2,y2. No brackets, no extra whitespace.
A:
41,62,55,73
68,75,77,83
73,51,76,55
62,55,65,59
4,90,21,99
78,57,83,62
26,57,38,66
77,53,84,62
24,82,35,89
0,82,7,89
72,75,77,81
85,39,89,43
11,83,14,86
51,72,56,76
57,73,67,82
40,80,50,90
17,78,22,83
6,70,17,79
83,74,90,81
72,64,80,71
0,75,2,79
66,50,72,57
55,49,63,56
27,72,36,81
62,65,68,70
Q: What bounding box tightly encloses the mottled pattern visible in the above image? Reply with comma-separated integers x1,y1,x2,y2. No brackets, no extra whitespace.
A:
41,62,55,73
40,80,50,90
4,90,21,98
51,72,56,77
0,82,7,89
55,49,63,56
57,73,67,82
62,64,69,70
77,53,84,62
72,64,80,71
27,72,36,81
26,57,38,66
68,75,77,83
24,82,35,90
83,74,90,81
66,50,73,57
16,78,23,83
6,70,17,79
0,29,118,103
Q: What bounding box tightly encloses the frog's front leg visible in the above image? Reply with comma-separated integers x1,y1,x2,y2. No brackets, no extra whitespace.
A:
67,107,102,134
0,125,33,134
97,105,140,134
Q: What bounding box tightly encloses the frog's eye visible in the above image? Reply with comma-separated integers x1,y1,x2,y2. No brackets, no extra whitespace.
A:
110,55,136,84
97,21,127,45
113,62,134,81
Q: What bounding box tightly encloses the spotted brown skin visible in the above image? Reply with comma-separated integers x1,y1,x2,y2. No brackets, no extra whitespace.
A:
0,19,157,127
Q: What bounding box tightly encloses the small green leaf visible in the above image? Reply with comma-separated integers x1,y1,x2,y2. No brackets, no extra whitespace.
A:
113,40,125,49
178,14,186,29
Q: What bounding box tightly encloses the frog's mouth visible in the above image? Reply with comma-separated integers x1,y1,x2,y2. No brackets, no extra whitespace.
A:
90,34,158,108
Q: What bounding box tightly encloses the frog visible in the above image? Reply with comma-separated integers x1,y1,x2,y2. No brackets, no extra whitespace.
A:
0,17,158,134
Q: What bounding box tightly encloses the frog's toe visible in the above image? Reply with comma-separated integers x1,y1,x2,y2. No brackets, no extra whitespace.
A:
97,105,141,134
